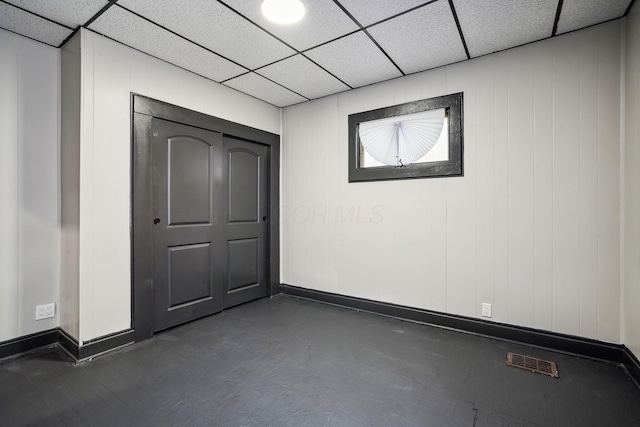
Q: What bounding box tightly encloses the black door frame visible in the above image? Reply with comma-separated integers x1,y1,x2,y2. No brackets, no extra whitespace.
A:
131,94,280,342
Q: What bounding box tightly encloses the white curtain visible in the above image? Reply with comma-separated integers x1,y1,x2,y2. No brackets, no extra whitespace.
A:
359,108,445,166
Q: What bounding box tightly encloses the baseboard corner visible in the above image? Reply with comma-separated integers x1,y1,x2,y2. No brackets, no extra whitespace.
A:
1,327,135,364
622,346,640,389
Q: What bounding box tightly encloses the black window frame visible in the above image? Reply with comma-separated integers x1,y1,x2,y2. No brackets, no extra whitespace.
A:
348,92,464,183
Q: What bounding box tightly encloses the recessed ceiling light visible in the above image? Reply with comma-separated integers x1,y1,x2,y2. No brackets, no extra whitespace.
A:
261,0,305,25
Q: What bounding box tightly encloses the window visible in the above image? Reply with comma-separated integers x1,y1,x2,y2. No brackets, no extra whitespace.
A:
348,92,463,182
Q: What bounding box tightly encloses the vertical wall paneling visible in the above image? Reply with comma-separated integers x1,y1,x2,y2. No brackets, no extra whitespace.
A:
532,45,554,332
507,49,535,328
307,99,331,293
596,23,622,343
60,33,81,339
90,51,132,339
281,21,623,342
284,102,308,288
0,38,20,341
281,105,293,284
492,55,510,324
372,71,449,310
78,31,96,342
551,35,582,336
336,95,365,300
421,181,448,313
418,70,449,312
445,61,477,318
474,57,496,319
17,32,60,337
0,29,60,341
578,32,600,340
419,69,449,312
624,0,640,359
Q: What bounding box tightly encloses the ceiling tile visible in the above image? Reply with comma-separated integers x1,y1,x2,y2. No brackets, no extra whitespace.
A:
367,1,467,74
305,31,402,88
4,0,108,28
0,3,72,46
257,55,349,99
224,0,359,51
337,0,430,26
556,0,631,34
453,0,557,57
89,6,247,82
223,72,307,107
118,0,295,69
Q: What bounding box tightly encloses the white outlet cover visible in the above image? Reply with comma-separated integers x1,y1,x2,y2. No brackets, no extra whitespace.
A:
35,303,55,320
482,303,492,318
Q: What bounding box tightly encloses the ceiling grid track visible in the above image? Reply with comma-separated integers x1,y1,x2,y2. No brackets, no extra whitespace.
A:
114,4,250,75
332,0,405,76
0,0,73,30
217,0,297,52
0,0,633,107
361,0,440,29
58,28,79,48
81,28,233,86
80,26,300,108
82,0,118,29
551,0,565,37
292,53,353,89
58,0,119,48
0,27,59,47
217,0,353,90
448,0,471,60
252,71,311,101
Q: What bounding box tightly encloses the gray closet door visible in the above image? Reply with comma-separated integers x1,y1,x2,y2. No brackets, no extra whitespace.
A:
150,119,269,331
221,136,269,308
151,118,224,331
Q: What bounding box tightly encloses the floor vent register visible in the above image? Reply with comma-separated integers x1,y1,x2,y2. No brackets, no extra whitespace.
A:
506,352,559,378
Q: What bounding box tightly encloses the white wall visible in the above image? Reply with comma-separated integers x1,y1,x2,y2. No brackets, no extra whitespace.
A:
73,29,281,342
60,32,81,339
0,29,60,341
282,21,622,343
624,2,640,359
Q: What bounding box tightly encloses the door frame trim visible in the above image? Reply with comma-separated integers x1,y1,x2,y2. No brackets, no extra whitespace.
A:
131,94,280,342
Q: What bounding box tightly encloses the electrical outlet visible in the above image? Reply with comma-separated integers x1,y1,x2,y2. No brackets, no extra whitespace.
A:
481,303,492,318
35,303,55,320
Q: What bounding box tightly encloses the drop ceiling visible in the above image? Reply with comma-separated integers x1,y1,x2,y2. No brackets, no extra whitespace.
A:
0,0,634,107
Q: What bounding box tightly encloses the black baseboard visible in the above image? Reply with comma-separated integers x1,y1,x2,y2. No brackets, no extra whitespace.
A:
58,329,135,362
279,284,640,387
622,347,640,389
0,329,59,360
56,328,79,360
1,328,134,363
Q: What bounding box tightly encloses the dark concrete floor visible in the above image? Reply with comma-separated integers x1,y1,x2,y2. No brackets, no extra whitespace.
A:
1,295,639,426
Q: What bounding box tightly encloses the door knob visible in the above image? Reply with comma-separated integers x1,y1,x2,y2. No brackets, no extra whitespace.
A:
153,218,161,225
263,216,268,221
